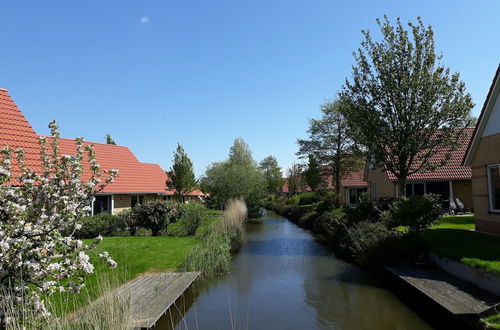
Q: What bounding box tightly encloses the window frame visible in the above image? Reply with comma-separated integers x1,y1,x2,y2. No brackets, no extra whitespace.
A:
487,164,500,213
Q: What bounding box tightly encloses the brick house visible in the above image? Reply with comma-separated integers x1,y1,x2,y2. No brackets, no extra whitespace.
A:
0,88,206,215
365,128,474,211
463,64,500,234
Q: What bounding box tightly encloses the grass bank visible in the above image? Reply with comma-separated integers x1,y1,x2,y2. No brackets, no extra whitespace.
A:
49,236,199,316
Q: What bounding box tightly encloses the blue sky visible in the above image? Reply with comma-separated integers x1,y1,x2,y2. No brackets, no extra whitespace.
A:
1,0,499,176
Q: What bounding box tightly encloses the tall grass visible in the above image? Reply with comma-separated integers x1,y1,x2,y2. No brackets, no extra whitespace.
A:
1,270,133,329
182,199,247,276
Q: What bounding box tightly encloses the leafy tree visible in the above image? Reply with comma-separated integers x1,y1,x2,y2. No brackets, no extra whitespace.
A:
297,99,361,206
286,163,303,194
133,200,179,236
259,155,284,194
106,134,116,145
167,144,197,202
200,138,266,218
339,16,474,196
303,154,322,191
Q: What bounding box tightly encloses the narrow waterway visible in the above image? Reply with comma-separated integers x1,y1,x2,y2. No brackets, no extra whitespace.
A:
159,210,432,329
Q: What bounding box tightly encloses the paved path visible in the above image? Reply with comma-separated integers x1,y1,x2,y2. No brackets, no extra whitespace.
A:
387,264,498,315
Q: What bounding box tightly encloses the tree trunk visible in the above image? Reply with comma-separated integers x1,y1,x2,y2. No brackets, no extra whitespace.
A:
334,171,341,208
398,178,407,198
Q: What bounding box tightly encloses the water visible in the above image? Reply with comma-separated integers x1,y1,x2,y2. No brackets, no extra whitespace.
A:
158,210,432,330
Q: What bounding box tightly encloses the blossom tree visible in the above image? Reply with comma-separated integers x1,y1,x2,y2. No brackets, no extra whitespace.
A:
0,121,118,325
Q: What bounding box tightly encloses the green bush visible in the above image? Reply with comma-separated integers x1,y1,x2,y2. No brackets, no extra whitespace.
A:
178,203,206,235
297,211,318,229
194,216,219,238
298,192,320,205
344,194,382,224
167,219,190,236
286,194,301,205
117,209,140,236
389,195,442,232
133,201,179,236
76,213,125,238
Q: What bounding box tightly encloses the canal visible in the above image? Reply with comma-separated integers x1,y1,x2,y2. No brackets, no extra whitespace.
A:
158,210,432,329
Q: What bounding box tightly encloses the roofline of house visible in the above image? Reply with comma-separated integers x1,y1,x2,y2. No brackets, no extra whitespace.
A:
463,63,500,166
388,177,471,182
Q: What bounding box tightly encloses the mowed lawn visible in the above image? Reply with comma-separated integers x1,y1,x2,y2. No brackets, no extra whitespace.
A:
49,236,199,316
431,214,475,230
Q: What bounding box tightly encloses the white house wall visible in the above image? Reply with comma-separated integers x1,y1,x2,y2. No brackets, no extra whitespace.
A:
483,92,500,137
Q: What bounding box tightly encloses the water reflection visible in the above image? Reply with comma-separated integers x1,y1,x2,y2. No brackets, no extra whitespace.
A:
156,211,432,330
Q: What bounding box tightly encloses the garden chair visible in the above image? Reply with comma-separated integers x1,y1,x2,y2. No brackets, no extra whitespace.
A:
448,199,457,215
455,198,470,214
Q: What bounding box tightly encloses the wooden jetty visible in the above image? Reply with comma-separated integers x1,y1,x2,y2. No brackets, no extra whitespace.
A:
387,264,499,316
118,272,201,329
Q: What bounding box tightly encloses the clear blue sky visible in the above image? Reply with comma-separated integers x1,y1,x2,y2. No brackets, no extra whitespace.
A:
1,0,499,176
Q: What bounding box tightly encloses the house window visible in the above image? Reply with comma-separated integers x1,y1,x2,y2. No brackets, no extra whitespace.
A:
406,183,425,197
93,195,111,215
370,182,377,199
131,195,144,208
349,187,368,206
488,165,500,212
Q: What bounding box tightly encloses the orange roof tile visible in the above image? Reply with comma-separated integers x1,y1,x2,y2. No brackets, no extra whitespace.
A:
0,89,41,172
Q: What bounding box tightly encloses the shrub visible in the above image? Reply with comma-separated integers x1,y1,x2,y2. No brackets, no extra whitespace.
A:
285,194,300,205
167,219,189,237
178,203,206,236
76,214,125,238
298,192,320,205
389,194,443,232
297,211,318,229
194,216,219,238
117,209,140,236
133,201,179,236
344,194,382,224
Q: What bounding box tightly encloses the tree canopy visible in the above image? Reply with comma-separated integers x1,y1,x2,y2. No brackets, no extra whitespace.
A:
259,155,284,194
303,154,322,191
105,134,116,145
167,144,197,201
297,99,361,205
200,138,266,218
339,16,474,195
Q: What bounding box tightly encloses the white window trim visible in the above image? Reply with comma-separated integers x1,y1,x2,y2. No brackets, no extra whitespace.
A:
487,164,500,213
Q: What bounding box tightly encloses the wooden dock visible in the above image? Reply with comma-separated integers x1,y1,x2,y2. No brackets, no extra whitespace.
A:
387,264,499,316
116,272,201,329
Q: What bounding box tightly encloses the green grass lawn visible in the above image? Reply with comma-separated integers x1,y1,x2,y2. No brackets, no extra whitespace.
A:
49,236,199,316
423,228,500,274
431,214,475,230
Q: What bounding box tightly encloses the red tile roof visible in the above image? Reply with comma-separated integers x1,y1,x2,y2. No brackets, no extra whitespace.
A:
385,128,474,181
341,169,367,187
0,89,41,172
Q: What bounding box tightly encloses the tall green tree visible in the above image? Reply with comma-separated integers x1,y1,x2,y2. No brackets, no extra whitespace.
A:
259,156,284,194
303,154,322,191
167,144,197,202
106,134,116,145
339,16,474,196
286,163,303,195
297,99,361,206
200,138,266,218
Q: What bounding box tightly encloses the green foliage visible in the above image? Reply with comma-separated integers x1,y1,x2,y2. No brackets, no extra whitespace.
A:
133,201,179,236
167,144,197,201
194,216,219,238
303,154,322,191
182,232,232,276
286,163,303,194
389,195,442,232
340,16,474,195
178,203,206,235
297,192,320,205
167,219,189,237
286,194,301,205
105,134,116,145
200,138,266,218
117,209,139,236
259,155,284,194
76,214,125,238
297,99,362,206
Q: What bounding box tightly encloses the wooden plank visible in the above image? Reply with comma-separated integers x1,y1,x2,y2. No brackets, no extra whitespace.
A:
387,264,498,315
69,272,200,329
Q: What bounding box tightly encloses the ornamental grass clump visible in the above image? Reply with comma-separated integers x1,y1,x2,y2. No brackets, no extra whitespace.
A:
0,121,118,327
182,199,247,276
